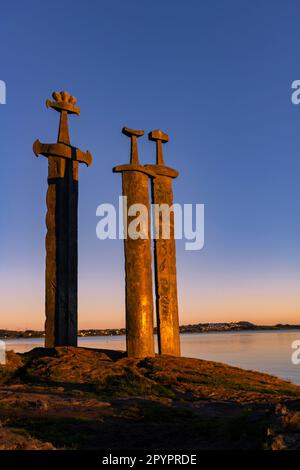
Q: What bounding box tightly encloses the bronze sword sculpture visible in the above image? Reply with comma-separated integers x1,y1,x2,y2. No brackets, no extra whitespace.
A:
33,91,92,347
113,127,155,357
146,130,181,356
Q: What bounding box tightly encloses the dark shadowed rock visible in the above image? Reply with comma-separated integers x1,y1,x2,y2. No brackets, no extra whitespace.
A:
1,347,300,450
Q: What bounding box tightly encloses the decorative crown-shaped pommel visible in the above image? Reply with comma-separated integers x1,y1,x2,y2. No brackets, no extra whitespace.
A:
46,91,80,115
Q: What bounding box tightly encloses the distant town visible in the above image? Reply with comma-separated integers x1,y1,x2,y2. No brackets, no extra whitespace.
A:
1,321,300,340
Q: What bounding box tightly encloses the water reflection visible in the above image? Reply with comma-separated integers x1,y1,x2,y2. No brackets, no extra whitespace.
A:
4,330,300,385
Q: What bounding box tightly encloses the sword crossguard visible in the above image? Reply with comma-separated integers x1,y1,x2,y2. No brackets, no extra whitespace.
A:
33,140,92,167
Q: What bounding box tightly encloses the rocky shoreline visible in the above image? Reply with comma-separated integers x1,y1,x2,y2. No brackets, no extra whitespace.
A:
1,347,300,450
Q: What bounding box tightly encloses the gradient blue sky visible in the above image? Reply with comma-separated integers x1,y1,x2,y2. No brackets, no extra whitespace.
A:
1,0,300,329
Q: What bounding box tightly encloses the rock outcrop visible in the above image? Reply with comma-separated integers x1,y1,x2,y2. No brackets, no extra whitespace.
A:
1,347,300,450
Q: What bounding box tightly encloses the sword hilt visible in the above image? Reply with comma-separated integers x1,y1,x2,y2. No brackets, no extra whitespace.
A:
122,127,144,165
148,129,168,166
146,129,178,178
33,91,93,176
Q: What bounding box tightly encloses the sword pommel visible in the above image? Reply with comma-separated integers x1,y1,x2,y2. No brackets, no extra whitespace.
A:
122,127,144,138
46,91,80,116
149,129,169,144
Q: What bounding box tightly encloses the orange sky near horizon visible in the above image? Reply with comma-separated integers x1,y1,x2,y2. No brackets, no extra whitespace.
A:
1,268,299,330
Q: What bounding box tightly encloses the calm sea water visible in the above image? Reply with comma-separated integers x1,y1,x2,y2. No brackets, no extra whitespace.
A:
3,330,300,385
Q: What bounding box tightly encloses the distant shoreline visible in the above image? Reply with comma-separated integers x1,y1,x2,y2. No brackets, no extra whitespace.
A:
1,321,300,340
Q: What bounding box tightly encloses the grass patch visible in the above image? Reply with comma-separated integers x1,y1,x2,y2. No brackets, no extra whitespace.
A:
8,417,97,449
0,367,14,385
94,366,175,398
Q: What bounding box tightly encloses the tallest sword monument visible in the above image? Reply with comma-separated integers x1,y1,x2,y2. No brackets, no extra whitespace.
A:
33,91,92,347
